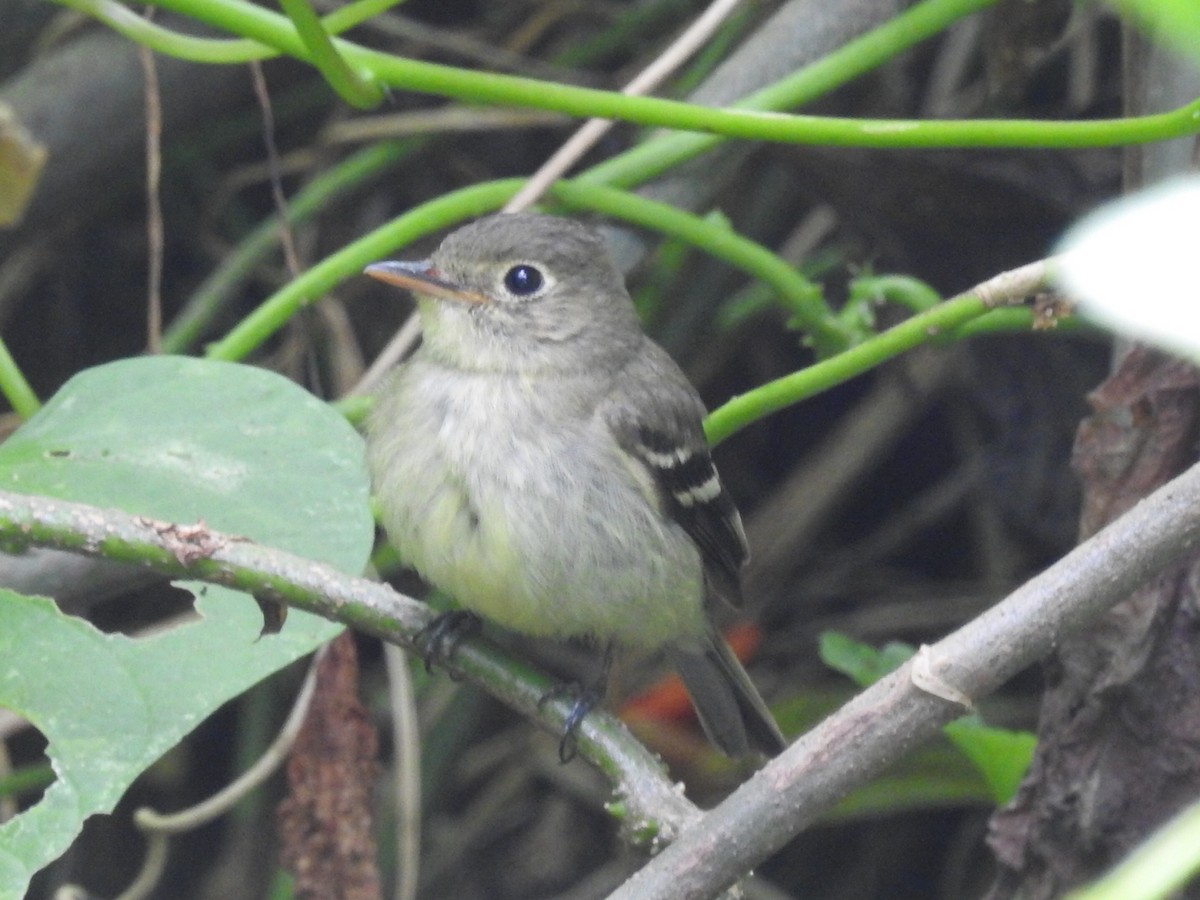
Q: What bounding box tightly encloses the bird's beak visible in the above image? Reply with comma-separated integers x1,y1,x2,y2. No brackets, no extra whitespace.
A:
364,260,489,305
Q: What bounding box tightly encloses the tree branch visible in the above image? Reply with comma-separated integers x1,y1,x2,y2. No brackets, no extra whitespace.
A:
609,458,1200,898
12,453,1200,896
0,490,699,844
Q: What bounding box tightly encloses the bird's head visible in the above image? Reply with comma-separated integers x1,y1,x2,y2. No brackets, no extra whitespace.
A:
365,213,641,375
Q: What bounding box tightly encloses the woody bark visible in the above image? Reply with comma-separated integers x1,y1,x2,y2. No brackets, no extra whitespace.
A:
987,347,1200,898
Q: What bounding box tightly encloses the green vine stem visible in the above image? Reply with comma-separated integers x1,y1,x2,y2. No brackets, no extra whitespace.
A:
548,181,851,355
0,336,40,419
581,0,996,188
704,258,1056,445
950,307,1084,339
57,0,400,63
849,275,944,314
276,0,384,108
203,180,524,362
0,762,54,804
75,0,1200,151
163,140,416,354
203,178,1067,389
204,178,850,363
706,295,988,444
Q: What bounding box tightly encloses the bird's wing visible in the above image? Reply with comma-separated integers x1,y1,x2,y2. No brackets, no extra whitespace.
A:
601,340,748,607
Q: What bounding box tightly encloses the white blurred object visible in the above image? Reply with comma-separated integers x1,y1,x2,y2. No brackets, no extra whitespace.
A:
1057,176,1200,357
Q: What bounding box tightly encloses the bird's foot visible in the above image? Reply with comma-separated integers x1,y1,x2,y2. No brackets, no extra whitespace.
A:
416,610,481,677
540,675,607,764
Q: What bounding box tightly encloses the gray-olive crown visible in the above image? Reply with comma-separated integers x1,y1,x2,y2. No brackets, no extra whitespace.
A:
417,214,643,375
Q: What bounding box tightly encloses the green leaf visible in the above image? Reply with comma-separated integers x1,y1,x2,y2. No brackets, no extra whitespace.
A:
819,631,1036,805
818,631,915,688
0,356,374,896
943,717,1037,804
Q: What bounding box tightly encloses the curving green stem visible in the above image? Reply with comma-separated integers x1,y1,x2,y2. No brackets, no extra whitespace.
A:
0,337,40,419
704,294,993,445
848,275,944,314
201,179,1083,377
56,0,402,63
581,0,997,187
203,178,850,363
86,0,1200,151
548,181,851,356
163,141,416,354
276,0,383,108
203,180,524,362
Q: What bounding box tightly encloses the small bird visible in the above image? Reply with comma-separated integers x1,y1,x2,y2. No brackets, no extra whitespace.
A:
364,213,786,758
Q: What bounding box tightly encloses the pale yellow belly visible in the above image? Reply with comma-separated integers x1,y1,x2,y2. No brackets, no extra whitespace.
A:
367,368,707,649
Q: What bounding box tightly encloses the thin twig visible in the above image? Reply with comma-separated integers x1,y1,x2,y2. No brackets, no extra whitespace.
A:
975,257,1059,308
111,830,168,900
504,0,745,213
349,313,421,397
138,14,164,355
321,106,568,144
385,642,421,900
133,648,322,835
250,62,302,279
80,652,321,900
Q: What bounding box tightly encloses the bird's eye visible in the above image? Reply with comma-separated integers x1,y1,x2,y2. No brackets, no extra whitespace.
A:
503,264,544,296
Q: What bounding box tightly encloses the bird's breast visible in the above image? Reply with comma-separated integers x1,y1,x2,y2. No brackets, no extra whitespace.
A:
367,362,705,646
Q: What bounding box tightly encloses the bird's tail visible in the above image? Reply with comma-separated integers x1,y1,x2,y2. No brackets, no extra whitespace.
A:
669,630,787,758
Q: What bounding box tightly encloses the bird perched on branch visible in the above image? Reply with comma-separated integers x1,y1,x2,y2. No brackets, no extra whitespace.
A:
365,213,786,758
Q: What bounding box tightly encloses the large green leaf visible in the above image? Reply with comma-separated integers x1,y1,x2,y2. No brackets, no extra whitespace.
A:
0,356,374,897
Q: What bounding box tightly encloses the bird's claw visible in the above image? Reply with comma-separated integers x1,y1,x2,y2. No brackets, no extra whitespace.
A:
540,677,606,763
416,610,481,678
